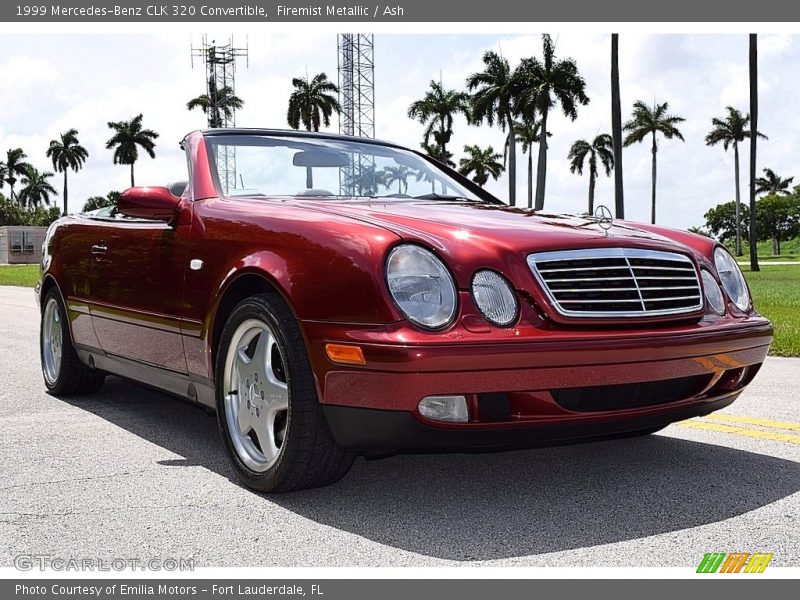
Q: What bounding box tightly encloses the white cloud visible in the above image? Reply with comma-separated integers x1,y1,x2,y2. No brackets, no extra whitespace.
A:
1,33,798,230
0,55,56,98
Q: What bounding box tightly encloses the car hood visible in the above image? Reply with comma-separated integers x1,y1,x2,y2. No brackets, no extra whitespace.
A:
288,198,701,289
303,199,685,254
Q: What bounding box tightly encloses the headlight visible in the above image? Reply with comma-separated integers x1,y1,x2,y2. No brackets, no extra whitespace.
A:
701,269,725,315
386,245,457,329
713,247,750,311
471,270,519,326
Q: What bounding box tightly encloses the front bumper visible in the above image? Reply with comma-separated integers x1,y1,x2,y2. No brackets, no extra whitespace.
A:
323,392,741,451
302,316,772,451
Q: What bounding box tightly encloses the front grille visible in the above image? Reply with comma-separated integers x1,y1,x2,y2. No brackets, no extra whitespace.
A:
551,374,713,412
527,248,703,318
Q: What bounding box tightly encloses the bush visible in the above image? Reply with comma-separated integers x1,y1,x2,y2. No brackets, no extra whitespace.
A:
756,193,800,255
0,193,62,227
703,200,749,244
83,191,120,212
0,193,26,225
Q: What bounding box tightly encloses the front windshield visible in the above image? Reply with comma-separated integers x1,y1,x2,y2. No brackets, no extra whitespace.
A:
205,134,483,201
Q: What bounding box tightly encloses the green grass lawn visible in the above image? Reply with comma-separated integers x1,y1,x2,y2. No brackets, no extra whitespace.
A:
0,264,40,288
729,237,800,262
2,262,798,356
741,264,800,357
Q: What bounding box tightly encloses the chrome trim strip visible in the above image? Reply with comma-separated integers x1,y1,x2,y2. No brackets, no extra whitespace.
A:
552,287,640,292
551,286,699,293
530,248,691,261
633,276,698,280
544,276,697,283
539,264,695,273
527,248,703,318
629,265,696,271
559,299,644,304
643,295,701,302
537,265,630,273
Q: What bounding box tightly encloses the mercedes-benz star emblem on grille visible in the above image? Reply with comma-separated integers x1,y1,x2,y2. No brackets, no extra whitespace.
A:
594,205,613,236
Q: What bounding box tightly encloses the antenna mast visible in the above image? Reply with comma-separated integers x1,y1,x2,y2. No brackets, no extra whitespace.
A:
337,34,375,194
191,34,249,193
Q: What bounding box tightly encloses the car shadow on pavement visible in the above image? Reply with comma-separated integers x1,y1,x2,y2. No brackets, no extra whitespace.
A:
65,376,800,562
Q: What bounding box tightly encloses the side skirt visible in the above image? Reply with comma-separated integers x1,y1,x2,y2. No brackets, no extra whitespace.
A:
74,345,216,410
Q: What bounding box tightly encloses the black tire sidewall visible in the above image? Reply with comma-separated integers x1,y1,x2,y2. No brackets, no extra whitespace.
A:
40,288,70,393
214,293,305,490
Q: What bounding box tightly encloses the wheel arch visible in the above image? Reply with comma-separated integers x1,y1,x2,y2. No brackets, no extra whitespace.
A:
39,273,63,312
208,267,299,371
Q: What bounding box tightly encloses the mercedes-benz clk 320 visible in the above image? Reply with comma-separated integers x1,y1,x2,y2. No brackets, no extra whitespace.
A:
36,129,773,492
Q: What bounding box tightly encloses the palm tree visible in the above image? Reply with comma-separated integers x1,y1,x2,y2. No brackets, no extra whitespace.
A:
611,33,625,218
287,72,340,188
19,166,57,209
516,34,590,210
1,148,33,202
622,100,685,224
568,134,614,214
749,34,760,272
754,168,793,196
46,129,89,215
345,165,387,196
383,165,412,194
287,72,341,132
467,51,520,206
187,77,244,127
705,107,767,256
421,142,455,167
105,114,159,187
512,118,547,208
459,145,504,186
408,80,469,163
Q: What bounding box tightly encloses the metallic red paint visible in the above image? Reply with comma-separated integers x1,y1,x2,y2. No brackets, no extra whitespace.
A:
38,129,773,449
118,186,182,222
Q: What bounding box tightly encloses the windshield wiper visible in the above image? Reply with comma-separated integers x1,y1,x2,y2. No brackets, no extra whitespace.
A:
412,192,477,202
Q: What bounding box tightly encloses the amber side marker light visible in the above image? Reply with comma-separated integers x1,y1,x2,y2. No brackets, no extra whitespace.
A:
324,343,366,365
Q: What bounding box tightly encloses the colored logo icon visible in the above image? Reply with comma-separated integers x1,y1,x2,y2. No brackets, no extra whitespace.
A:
697,552,773,573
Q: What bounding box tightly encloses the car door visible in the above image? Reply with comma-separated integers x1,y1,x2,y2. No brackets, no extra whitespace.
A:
88,201,191,373
52,216,103,351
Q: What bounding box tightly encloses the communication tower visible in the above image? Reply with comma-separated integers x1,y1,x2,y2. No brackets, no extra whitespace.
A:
191,35,249,193
337,34,375,194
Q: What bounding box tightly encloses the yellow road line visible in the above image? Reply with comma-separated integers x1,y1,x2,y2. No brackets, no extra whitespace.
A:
703,413,800,432
676,420,800,444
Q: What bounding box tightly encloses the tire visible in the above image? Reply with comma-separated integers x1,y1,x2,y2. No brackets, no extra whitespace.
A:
215,292,355,492
40,288,105,395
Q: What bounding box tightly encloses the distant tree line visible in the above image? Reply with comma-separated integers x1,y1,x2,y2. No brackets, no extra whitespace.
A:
703,170,800,256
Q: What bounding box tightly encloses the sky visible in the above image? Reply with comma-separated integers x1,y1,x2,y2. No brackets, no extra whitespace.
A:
1,32,798,229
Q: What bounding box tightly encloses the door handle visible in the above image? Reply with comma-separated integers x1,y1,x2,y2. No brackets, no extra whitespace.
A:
91,243,108,256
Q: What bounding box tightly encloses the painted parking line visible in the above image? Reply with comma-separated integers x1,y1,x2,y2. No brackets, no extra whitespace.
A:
676,419,800,445
703,413,800,432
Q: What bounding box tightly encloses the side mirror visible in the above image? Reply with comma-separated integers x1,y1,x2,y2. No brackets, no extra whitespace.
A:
118,187,181,223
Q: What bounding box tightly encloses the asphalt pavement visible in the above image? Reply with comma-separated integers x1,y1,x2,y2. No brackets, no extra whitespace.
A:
1,285,798,567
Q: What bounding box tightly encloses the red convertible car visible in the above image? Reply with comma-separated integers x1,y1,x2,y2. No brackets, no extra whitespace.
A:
37,129,772,492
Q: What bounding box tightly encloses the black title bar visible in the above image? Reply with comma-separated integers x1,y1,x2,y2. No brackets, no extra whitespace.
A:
1,0,799,22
